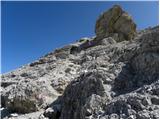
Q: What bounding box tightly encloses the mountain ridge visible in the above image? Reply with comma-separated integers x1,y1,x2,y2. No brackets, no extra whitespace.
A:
1,5,159,119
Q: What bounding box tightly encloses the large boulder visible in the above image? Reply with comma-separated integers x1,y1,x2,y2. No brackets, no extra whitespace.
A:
1,81,59,113
59,71,111,119
95,5,136,41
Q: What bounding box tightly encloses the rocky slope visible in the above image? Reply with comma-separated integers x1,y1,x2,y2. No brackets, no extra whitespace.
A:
1,5,159,119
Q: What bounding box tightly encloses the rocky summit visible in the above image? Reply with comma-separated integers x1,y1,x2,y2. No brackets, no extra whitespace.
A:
1,5,159,119
95,5,136,41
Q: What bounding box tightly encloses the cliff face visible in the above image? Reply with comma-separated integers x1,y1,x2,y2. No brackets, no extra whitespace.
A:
1,5,159,119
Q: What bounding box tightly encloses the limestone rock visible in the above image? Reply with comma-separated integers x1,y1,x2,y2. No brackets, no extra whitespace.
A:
1,80,59,113
95,5,136,41
59,71,109,118
1,5,158,119
52,26,158,119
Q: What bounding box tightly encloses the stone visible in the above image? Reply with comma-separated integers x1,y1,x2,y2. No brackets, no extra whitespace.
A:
113,12,136,40
142,97,151,106
0,108,10,118
83,94,105,117
100,37,117,45
150,109,159,119
43,107,56,119
128,115,135,119
9,113,18,117
127,109,137,116
127,97,144,111
151,96,159,105
109,113,119,119
136,110,150,119
44,105,61,119
2,81,59,113
95,5,136,41
65,68,71,73
20,73,29,77
1,5,158,119
59,71,108,118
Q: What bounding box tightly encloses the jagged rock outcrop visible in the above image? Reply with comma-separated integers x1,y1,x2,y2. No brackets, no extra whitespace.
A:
95,5,136,41
1,80,59,113
53,26,158,119
1,5,159,119
59,71,109,119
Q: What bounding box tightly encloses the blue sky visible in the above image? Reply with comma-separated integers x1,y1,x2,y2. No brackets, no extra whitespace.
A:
1,1,159,73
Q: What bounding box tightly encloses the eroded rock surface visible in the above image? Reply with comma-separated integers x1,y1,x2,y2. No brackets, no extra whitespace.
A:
1,5,158,119
56,26,159,119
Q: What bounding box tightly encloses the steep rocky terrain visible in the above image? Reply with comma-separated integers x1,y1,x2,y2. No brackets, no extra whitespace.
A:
1,5,159,119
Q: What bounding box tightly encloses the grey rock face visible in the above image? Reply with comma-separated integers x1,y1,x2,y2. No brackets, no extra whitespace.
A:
60,71,109,118
1,5,158,119
1,81,59,113
55,26,159,119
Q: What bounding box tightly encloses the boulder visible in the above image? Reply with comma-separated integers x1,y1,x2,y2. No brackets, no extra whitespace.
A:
1,81,59,113
43,105,61,119
95,5,136,41
59,71,110,119
43,107,57,119
0,108,10,118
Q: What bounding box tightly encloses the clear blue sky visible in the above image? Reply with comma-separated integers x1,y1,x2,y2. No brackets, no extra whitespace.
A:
1,1,159,73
